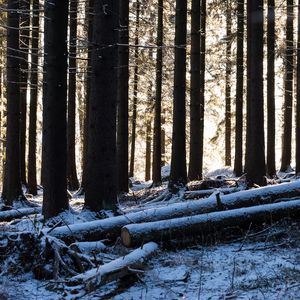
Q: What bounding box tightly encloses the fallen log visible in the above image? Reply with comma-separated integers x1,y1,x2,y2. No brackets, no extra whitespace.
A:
121,199,300,247
65,242,158,299
49,180,300,243
0,207,41,222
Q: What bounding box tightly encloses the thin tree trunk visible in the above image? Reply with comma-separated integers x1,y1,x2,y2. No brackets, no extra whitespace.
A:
42,0,69,219
245,0,266,186
67,0,79,191
296,0,300,174
188,0,201,181
234,0,244,176
2,0,25,205
145,114,152,182
129,0,140,179
281,0,294,172
225,0,232,166
152,0,163,185
28,0,40,196
267,0,276,177
116,0,129,193
169,0,188,188
85,0,118,211
19,0,30,187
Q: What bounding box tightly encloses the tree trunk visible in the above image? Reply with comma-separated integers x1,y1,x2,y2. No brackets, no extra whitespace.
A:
169,0,188,187
281,0,294,172
67,0,79,191
85,0,118,211
116,0,129,193
2,0,24,205
234,0,244,177
49,180,300,243
145,112,152,182
129,0,140,179
42,0,69,219
28,0,40,196
225,0,232,166
188,0,201,181
80,0,94,193
267,0,276,177
152,0,163,185
296,0,300,175
19,0,30,188
245,0,266,186
121,199,300,247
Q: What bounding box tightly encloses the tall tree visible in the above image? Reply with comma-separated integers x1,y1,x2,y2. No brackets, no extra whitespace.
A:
80,0,94,194
19,0,30,187
188,0,201,180
234,0,244,176
85,0,118,211
169,0,188,188
129,0,140,178
2,0,25,205
42,0,69,219
280,0,294,172
67,0,79,191
117,0,129,193
267,0,276,176
28,0,40,196
245,0,266,186
296,0,300,175
152,0,163,185
225,0,232,166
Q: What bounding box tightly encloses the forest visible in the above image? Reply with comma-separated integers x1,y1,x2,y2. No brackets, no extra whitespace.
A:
0,0,300,299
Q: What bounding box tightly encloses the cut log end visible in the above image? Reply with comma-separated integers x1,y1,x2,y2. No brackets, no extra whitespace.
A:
121,227,131,248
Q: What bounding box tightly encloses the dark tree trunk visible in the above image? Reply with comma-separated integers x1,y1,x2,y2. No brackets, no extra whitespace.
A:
85,0,118,211
129,0,140,179
188,0,201,181
267,0,276,177
117,0,129,193
152,0,163,185
145,115,152,182
296,0,300,175
80,0,94,193
169,0,188,187
19,0,30,188
2,0,24,205
161,109,166,166
280,0,294,172
27,0,40,196
234,0,244,177
245,0,266,186
225,0,232,166
67,0,79,191
42,0,69,219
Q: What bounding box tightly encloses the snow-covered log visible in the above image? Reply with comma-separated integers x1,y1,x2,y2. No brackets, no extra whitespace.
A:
0,207,41,222
49,180,300,243
121,199,300,247
65,242,158,299
184,186,244,199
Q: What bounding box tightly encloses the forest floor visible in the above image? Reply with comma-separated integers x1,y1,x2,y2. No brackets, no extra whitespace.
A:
0,168,300,300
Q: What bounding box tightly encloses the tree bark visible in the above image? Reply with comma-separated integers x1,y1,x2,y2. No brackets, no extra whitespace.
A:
121,199,300,247
28,0,40,196
296,0,300,175
42,0,69,219
67,0,79,191
233,0,244,176
267,0,276,177
85,0,118,211
225,0,232,166
116,0,129,193
188,0,201,181
169,0,188,187
2,0,24,205
281,0,294,172
245,0,266,186
152,0,163,185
